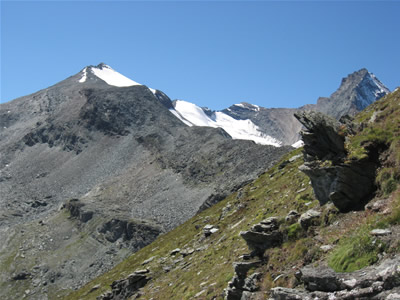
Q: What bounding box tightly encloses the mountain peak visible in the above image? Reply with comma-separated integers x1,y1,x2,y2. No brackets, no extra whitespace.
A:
316,68,390,119
94,62,110,69
79,63,141,87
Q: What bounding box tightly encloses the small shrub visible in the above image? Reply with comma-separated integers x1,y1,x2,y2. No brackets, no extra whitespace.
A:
287,223,303,241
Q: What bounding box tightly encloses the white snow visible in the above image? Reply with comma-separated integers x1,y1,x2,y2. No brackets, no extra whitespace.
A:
79,67,87,83
370,73,390,96
169,108,194,127
234,103,245,108
149,88,157,95
173,100,217,127
234,103,260,112
291,140,304,148
83,64,141,87
172,100,282,147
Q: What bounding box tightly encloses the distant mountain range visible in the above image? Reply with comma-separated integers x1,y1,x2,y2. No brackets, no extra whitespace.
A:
168,68,389,146
0,63,390,299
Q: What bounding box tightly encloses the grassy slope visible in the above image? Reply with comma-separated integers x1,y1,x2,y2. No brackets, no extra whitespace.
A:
64,89,400,300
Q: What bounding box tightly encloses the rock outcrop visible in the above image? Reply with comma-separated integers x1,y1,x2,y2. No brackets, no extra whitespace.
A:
97,218,161,250
271,255,400,299
240,217,283,257
225,261,262,300
295,111,379,212
97,269,151,300
65,199,94,223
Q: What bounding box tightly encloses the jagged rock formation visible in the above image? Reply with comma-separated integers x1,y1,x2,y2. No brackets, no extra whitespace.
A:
315,68,390,120
295,111,379,211
271,256,400,299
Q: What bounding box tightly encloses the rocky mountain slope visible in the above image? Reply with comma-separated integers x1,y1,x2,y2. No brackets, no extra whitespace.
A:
0,64,291,299
64,88,400,300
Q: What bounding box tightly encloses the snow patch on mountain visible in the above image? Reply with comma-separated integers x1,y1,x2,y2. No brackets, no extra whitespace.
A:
234,103,260,112
79,67,87,83
169,108,194,127
291,140,304,148
89,64,141,87
173,101,216,127
172,100,282,147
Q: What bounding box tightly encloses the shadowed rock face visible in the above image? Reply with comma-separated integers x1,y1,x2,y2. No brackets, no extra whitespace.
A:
295,111,379,212
0,66,291,299
294,111,346,162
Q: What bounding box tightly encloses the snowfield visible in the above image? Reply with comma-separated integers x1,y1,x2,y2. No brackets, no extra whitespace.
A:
172,100,282,147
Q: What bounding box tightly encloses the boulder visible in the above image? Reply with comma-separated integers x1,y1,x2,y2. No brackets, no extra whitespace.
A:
203,224,219,237
298,209,321,230
285,210,300,224
240,231,282,256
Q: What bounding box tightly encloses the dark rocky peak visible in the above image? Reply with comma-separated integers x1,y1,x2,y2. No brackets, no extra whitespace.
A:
316,68,390,119
93,62,108,69
222,102,261,117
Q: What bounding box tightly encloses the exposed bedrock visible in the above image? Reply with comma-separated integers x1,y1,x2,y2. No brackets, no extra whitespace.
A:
295,111,380,212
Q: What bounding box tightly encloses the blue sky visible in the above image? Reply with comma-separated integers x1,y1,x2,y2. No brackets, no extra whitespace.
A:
1,1,399,109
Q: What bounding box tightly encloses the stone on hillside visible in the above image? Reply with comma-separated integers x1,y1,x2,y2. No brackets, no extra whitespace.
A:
260,217,279,226
270,287,312,300
320,245,334,253
240,217,283,257
142,256,156,265
370,229,392,236
365,199,389,212
203,224,219,237
181,248,195,257
289,154,302,162
240,230,282,256
298,210,321,230
97,269,151,300
285,210,300,224
170,248,180,256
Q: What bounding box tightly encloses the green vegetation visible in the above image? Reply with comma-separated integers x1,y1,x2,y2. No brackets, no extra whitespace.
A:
348,90,400,196
286,223,303,241
328,227,380,272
